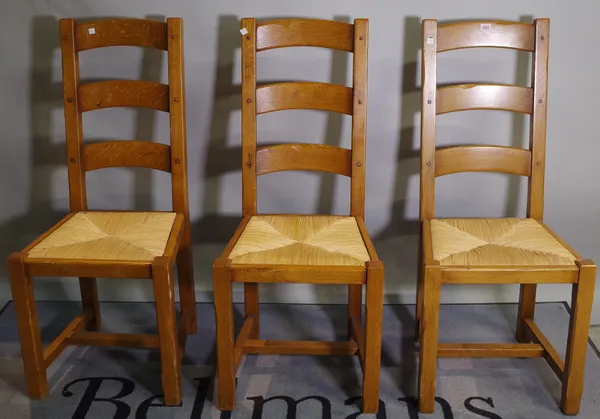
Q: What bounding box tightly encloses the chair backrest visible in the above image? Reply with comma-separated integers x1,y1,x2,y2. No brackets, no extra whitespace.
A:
59,18,189,217
240,18,369,218
420,19,550,221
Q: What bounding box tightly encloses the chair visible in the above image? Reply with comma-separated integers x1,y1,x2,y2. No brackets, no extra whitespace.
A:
416,18,596,414
212,18,384,413
7,18,196,405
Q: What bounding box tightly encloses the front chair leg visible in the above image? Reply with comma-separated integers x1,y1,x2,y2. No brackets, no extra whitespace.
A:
418,264,441,414
213,259,236,411
362,261,384,414
561,260,596,415
152,257,182,406
8,253,48,399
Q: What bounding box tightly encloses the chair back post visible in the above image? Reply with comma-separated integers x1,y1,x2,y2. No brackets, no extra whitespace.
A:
527,19,550,220
60,19,87,212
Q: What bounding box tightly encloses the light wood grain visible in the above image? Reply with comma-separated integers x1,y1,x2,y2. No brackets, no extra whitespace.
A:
152,257,181,406
437,21,535,52
256,19,353,52
435,145,531,177
76,19,168,51
243,339,358,355
350,18,368,219
68,331,159,347
437,84,533,115
241,18,258,215
256,82,353,115
43,315,86,368
256,144,351,176
83,141,172,172
524,319,564,378
78,80,169,112
527,19,550,220
438,343,544,358
419,19,438,221
561,260,596,414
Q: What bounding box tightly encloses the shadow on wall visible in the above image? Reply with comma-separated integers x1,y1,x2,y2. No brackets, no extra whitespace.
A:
191,15,352,298
0,14,165,299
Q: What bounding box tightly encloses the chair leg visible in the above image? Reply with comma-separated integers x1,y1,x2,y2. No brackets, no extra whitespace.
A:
7,253,48,398
244,283,259,338
561,260,596,415
516,284,537,342
79,277,101,330
152,257,182,406
176,241,197,334
213,259,236,411
418,265,441,414
362,261,384,414
414,228,424,343
348,284,362,340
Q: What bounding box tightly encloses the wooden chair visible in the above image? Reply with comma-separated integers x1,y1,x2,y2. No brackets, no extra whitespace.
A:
213,18,384,414
7,17,196,406
416,18,596,415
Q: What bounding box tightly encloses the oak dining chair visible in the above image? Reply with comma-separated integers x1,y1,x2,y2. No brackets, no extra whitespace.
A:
212,18,384,414
416,18,596,415
7,17,196,405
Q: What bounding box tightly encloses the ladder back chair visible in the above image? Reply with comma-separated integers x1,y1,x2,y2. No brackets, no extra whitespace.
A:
213,18,384,414
417,18,596,414
7,17,196,406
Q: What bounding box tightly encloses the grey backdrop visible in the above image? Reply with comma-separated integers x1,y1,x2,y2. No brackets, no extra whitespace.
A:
1,1,598,323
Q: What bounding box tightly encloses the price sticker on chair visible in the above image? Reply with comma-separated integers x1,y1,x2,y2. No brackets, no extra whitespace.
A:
88,27,96,35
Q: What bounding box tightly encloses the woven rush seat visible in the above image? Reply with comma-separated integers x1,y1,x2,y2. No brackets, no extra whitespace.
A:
430,218,576,266
229,215,371,266
27,211,177,261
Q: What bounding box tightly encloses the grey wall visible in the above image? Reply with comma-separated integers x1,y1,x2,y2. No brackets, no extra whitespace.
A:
1,1,599,323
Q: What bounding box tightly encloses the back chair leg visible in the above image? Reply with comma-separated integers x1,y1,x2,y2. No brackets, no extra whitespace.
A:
8,253,48,399
176,242,197,334
244,283,260,339
214,259,236,411
418,265,441,414
152,257,182,406
415,230,424,343
79,277,101,330
516,284,537,342
362,261,384,413
348,284,362,340
561,260,596,415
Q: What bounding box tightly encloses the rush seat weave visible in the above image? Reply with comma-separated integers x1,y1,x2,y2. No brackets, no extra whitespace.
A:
27,211,177,261
430,218,576,266
229,215,371,266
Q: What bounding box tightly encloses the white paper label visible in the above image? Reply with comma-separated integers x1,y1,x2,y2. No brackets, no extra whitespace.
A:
88,27,96,35
426,36,434,45
480,23,491,32
240,28,248,35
